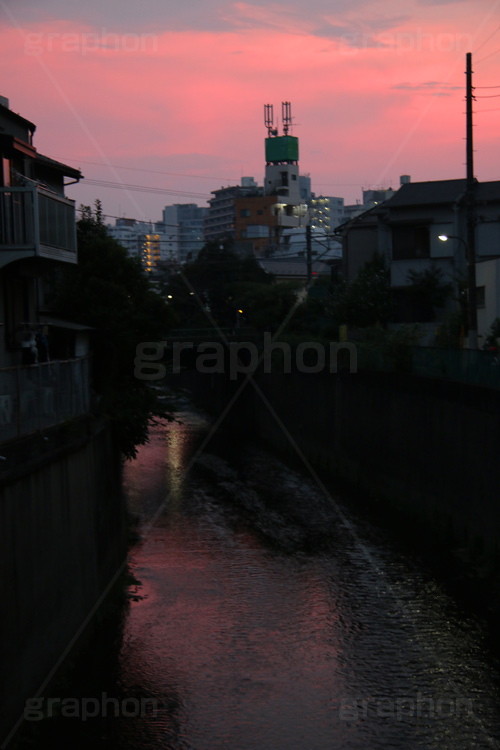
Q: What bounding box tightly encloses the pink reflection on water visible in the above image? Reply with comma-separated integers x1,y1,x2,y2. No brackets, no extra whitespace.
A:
120,415,348,749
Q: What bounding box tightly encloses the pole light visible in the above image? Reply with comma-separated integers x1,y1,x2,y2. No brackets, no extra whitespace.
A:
438,234,478,349
438,234,464,246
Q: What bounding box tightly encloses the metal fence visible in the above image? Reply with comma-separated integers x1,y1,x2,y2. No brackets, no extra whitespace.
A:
0,357,91,444
357,345,500,389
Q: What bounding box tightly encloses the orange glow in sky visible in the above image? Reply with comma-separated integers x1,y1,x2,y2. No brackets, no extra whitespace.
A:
1,0,499,222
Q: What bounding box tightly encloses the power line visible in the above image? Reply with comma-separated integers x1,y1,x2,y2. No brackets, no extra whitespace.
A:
76,206,183,228
475,46,500,64
57,157,373,198
473,23,500,56
80,178,209,199
53,156,237,183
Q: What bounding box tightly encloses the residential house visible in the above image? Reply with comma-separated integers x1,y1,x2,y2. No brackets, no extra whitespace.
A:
0,96,84,366
0,96,90,440
338,177,500,342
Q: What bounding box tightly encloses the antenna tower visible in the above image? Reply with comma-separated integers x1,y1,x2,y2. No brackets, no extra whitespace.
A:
264,104,277,136
282,101,292,136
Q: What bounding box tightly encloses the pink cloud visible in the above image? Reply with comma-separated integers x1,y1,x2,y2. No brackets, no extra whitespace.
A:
0,8,498,218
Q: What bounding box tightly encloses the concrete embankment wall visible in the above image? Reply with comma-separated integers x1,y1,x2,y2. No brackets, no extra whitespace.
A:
0,418,127,744
179,369,500,556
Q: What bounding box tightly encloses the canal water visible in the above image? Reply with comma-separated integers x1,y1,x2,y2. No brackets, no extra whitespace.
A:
15,407,500,749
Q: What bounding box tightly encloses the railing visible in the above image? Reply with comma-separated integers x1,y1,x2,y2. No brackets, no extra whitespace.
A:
0,187,35,246
357,345,500,389
0,357,91,444
0,185,77,257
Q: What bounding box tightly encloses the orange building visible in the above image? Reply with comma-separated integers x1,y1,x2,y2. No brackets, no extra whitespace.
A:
234,195,280,255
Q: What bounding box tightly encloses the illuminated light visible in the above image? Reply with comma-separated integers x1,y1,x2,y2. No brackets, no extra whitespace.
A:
238,309,243,314
438,235,449,241
167,295,173,299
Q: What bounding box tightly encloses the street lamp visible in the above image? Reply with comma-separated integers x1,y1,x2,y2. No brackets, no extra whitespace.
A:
438,234,478,349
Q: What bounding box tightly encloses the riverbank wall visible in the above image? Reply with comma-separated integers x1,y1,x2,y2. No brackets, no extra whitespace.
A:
0,416,127,746
177,368,500,561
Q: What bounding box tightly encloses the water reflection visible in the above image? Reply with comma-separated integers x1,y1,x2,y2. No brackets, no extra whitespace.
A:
15,409,500,749
116,411,500,750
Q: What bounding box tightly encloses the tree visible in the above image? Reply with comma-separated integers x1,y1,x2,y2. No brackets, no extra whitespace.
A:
484,317,500,349
334,253,393,329
229,280,300,333
51,201,175,458
406,265,453,321
166,241,274,329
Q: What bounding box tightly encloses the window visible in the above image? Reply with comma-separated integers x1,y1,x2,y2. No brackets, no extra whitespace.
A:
392,225,430,260
476,286,485,308
240,208,250,218
257,210,263,216
4,274,32,350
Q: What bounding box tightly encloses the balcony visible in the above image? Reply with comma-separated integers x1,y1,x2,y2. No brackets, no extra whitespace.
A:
0,356,91,444
0,186,77,269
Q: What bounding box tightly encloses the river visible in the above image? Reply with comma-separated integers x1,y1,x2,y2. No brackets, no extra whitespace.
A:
15,406,500,749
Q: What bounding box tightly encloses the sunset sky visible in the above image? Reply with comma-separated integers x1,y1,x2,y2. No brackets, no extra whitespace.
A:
1,0,500,224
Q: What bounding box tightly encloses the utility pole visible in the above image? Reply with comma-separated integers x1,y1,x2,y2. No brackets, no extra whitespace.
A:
465,51,478,349
306,223,312,284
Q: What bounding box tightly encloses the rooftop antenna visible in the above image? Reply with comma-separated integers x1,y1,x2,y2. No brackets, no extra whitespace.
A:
282,101,292,136
264,104,278,136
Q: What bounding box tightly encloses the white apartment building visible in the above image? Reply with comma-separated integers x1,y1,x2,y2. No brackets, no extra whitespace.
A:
163,204,207,262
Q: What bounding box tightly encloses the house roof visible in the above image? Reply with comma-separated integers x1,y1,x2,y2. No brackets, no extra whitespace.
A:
384,179,468,207
40,315,94,331
380,179,500,209
335,180,500,229
334,203,380,234
35,152,82,180
475,181,500,202
0,104,36,134
259,257,331,278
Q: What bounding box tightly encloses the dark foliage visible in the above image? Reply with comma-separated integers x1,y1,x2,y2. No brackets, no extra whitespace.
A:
50,201,175,458
333,253,393,328
166,241,278,330
406,265,453,320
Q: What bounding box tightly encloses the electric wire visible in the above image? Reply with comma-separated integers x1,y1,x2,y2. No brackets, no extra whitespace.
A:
53,157,236,183
80,178,209,199
473,23,500,56
475,46,500,64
